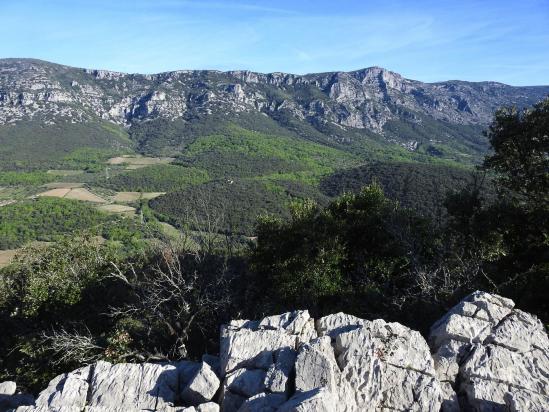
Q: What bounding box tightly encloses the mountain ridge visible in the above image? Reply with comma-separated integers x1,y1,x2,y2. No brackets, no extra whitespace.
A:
1,58,548,164
3,58,548,87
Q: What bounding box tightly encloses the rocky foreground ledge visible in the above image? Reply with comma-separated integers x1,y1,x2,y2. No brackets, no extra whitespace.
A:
1,291,547,411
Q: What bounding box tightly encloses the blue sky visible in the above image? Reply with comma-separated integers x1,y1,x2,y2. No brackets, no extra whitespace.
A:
1,0,548,85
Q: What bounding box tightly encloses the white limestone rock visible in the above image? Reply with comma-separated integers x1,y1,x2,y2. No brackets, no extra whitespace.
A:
258,310,317,343
332,319,442,411
220,328,297,375
460,343,549,407
237,392,286,412
0,381,16,396
439,381,460,412
429,291,549,411
31,365,90,410
0,380,34,412
196,402,220,412
87,361,178,411
180,361,220,405
202,354,221,377
263,347,296,394
221,390,247,412
504,389,549,412
430,292,514,344
9,291,547,412
294,337,338,393
315,313,366,339
277,387,337,412
485,309,549,352
178,360,202,387
224,368,266,398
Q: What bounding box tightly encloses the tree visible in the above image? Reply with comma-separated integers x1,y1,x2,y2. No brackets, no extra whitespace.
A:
483,97,549,204
444,97,549,321
249,183,439,321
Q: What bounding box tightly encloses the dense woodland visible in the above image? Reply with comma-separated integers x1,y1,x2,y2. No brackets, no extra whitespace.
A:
0,198,151,250
0,98,547,393
321,162,496,219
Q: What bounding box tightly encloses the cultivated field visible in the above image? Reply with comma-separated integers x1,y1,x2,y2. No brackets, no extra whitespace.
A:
107,155,175,169
38,188,71,197
38,187,107,203
46,169,85,176
97,204,136,214
114,192,165,202
42,182,84,189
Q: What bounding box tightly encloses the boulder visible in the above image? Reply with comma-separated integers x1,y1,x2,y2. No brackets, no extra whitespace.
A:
0,381,34,412
202,354,221,377
277,388,336,412
263,347,296,394
220,390,247,412
196,402,220,412
180,362,220,405
27,365,90,411
429,291,549,411
505,389,549,412
87,361,179,411
220,328,297,375
0,382,16,396
328,318,442,411
225,368,266,398
219,311,313,411
294,337,338,393
315,313,366,338
178,360,202,385
237,392,286,412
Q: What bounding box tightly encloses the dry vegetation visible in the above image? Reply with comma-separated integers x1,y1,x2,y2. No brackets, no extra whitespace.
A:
97,204,136,215
107,155,175,169
37,187,107,203
113,192,165,202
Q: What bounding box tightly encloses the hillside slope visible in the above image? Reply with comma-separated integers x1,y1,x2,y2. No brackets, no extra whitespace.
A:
1,58,548,164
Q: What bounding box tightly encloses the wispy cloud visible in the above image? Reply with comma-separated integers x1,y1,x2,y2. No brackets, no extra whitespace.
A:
0,0,547,85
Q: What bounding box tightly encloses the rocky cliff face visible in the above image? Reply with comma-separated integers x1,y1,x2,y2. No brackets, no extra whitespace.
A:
1,59,547,140
2,291,547,411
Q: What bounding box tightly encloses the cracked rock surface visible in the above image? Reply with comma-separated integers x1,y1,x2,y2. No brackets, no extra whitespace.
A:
429,291,549,411
218,310,442,411
4,291,547,411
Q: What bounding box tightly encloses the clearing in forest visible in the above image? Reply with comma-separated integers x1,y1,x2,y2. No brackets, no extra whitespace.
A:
97,204,136,214
37,187,107,203
114,192,165,202
107,155,175,169
42,182,84,189
0,249,18,268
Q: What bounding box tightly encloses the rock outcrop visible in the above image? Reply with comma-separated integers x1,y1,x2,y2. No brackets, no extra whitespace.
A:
1,59,548,150
429,291,549,411
2,291,547,411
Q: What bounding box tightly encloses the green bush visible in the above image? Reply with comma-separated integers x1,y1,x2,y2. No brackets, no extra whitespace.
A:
249,183,438,318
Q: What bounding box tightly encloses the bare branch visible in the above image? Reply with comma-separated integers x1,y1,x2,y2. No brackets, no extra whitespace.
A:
41,327,104,365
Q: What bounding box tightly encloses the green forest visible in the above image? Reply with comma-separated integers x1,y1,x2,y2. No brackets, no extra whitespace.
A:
0,197,148,249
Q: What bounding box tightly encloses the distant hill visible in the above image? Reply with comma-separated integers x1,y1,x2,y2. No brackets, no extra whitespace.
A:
1,58,548,166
